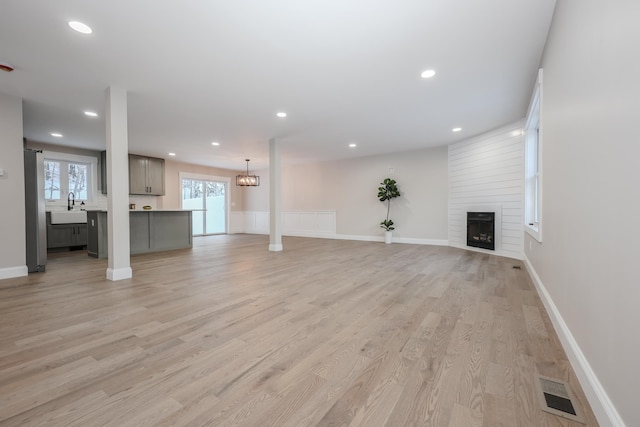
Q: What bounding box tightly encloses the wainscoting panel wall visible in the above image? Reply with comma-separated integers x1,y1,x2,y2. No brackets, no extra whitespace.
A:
448,123,525,260
229,211,336,237
228,211,244,234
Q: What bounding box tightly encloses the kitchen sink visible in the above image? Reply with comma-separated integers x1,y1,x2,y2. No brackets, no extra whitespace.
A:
50,211,87,224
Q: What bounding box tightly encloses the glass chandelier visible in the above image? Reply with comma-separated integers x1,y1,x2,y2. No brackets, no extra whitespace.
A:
236,159,260,186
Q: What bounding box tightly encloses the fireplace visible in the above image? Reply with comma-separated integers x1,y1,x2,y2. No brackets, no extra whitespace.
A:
467,212,495,250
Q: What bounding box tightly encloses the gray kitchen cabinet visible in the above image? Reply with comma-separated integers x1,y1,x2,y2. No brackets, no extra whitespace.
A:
46,212,87,249
129,211,151,253
76,223,88,245
87,211,107,257
129,154,147,194
129,154,165,195
146,157,164,195
47,223,73,248
86,210,192,258
150,211,192,251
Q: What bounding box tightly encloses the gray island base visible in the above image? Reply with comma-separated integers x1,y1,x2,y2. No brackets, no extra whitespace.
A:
87,210,192,258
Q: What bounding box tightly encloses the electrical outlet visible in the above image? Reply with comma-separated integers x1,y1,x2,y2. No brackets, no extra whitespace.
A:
388,167,394,174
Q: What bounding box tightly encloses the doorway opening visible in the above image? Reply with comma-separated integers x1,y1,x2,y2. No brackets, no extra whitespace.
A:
181,178,227,236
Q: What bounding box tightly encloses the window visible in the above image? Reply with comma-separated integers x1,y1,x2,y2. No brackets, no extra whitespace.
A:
525,69,543,241
43,152,98,204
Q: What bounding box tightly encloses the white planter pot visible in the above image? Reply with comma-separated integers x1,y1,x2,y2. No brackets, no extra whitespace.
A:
384,231,392,244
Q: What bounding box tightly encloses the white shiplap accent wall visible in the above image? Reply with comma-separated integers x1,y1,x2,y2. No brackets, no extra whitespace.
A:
448,122,525,259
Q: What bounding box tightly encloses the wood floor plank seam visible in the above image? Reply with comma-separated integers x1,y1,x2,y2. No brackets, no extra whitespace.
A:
0,235,599,426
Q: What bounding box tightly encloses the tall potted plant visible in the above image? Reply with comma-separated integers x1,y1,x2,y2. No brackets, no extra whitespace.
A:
377,178,401,244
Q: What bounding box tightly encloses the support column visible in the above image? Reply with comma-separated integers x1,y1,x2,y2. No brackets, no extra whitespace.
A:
105,86,132,280
269,138,283,251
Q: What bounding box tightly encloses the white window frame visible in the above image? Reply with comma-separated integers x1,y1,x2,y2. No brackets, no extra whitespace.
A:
524,69,543,242
43,151,98,207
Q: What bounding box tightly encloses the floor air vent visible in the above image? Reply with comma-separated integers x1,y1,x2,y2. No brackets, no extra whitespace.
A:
534,375,585,424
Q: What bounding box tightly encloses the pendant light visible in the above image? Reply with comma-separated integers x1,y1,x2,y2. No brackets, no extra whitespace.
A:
236,159,260,186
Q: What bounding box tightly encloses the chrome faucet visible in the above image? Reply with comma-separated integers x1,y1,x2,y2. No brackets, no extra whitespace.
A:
67,192,75,210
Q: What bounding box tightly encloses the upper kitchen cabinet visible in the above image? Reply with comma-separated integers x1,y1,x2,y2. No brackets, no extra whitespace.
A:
129,154,165,195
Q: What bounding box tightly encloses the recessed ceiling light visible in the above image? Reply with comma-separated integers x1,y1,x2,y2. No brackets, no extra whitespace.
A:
348,143,357,148
51,132,63,138
84,111,98,117
421,69,436,79
168,152,176,156
211,142,220,146
276,112,287,118
452,127,462,132
68,21,92,34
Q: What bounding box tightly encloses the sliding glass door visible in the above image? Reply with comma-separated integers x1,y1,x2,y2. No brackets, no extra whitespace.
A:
182,178,227,235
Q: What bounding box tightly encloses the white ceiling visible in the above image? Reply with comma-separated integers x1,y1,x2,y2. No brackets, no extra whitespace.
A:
0,0,556,171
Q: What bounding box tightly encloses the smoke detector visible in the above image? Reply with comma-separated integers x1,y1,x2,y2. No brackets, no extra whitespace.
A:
0,62,15,72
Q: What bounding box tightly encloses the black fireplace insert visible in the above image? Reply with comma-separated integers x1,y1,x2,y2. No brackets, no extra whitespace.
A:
467,212,495,250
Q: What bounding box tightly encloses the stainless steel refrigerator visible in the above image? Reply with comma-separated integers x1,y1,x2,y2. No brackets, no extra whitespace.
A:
24,149,47,272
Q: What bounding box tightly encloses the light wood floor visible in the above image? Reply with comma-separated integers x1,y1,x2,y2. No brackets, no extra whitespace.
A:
0,235,598,426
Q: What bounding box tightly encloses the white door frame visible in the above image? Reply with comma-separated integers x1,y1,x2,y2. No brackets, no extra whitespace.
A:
179,172,230,235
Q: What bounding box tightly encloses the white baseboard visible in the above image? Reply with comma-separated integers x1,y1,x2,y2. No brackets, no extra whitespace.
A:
449,241,523,260
277,232,449,247
392,236,449,246
234,211,449,247
305,233,379,242
331,234,449,246
0,265,28,280
106,267,133,281
523,255,625,427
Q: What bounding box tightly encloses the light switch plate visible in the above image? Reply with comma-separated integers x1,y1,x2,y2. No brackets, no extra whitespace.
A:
0,168,4,176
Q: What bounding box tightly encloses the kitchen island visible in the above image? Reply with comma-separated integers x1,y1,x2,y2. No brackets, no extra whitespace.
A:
87,210,192,258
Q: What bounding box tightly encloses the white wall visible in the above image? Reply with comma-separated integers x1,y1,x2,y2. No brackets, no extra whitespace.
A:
242,146,449,242
448,122,525,259
0,92,26,279
161,159,243,211
524,1,640,426
230,210,336,238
